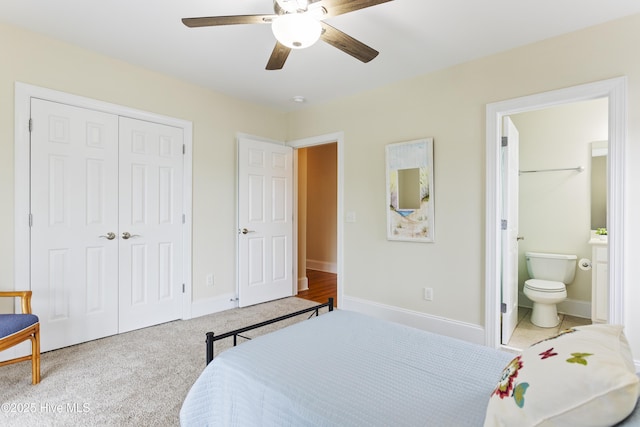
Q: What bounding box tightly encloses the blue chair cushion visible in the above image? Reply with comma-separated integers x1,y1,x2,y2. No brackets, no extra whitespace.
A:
0,314,39,338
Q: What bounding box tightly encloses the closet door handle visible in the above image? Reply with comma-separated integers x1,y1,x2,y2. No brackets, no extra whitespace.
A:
99,232,116,240
240,228,255,235
121,232,141,240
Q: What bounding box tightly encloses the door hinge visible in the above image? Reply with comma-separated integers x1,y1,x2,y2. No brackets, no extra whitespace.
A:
501,303,507,314
501,136,508,147
182,214,185,224
183,144,185,155
28,118,33,133
29,213,33,227
182,283,185,293
501,219,507,230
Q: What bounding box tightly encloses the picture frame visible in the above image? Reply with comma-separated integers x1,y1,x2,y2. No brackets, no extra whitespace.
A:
385,138,435,242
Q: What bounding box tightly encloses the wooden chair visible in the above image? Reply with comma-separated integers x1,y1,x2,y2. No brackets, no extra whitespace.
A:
0,291,41,384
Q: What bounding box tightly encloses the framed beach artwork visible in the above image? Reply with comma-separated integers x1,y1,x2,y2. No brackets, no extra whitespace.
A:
385,138,435,242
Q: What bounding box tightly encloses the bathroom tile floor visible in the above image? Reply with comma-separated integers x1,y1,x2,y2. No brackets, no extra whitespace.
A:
506,307,591,351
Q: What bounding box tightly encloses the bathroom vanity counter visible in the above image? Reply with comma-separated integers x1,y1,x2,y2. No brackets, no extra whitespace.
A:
588,236,607,245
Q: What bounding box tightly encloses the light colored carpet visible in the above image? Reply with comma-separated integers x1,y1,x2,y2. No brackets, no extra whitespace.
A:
0,297,325,426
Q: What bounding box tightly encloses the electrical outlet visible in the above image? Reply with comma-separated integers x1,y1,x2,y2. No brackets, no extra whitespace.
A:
206,274,214,287
424,287,433,301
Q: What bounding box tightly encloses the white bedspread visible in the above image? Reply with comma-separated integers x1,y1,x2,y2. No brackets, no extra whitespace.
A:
180,310,516,426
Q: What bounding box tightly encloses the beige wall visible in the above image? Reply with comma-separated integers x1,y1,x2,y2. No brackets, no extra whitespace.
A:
511,99,608,304
0,23,286,306
286,14,640,354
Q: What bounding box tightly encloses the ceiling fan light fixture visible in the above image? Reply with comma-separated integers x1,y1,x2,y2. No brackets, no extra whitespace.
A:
275,0,309,14
272,13,321,49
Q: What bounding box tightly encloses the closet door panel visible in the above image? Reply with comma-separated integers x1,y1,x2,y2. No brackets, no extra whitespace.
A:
30,98,119,352
118,117,184,333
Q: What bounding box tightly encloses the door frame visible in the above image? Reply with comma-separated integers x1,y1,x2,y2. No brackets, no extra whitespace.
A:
14,82,194,319
288,132,344,308
485,77,627,348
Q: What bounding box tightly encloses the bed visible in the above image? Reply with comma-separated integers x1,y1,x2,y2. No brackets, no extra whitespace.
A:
181,301,640,426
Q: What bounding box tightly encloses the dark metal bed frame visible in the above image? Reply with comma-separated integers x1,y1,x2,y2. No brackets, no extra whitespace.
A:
205,298,334,365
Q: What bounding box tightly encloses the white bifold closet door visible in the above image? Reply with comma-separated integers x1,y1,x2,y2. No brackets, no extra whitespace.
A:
30,99,183,352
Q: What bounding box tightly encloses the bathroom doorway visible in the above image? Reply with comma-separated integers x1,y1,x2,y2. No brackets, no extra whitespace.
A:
502,98,607,348
485,77,627,350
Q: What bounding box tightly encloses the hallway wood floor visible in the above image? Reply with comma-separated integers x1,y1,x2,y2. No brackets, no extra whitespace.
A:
297,269,337,307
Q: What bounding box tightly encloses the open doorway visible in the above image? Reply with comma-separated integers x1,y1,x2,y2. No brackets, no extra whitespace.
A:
500,98,607,349
296,143,338,306
485,77,627,349
288,132,344,309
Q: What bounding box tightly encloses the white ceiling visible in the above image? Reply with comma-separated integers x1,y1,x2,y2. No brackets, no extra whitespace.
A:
2,0,640,111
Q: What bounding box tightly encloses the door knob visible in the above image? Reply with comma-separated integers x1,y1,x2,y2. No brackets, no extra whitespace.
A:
99,232,116,240
517,236,525,241
240,228,255,235
121,232,141,240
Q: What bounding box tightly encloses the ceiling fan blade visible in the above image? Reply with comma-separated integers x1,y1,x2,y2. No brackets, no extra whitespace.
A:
318,0,393,18
320,22,378,63
182,15,275,28
266,42,292,70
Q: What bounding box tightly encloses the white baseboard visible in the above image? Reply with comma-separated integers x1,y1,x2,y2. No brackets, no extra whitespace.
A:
306,259,337,274
188,292,237,319
518,292,591,319
298,277,309,291
341,296,485,345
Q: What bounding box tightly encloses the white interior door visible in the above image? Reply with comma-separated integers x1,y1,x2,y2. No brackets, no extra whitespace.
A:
118,117,184,332
501,116,520,345
237,136,294,307
30,99,119,352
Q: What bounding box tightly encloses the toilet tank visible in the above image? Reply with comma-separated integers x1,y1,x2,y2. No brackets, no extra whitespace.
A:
525,252,577,284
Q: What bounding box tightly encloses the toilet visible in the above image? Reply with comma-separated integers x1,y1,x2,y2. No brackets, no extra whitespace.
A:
523,252,577,328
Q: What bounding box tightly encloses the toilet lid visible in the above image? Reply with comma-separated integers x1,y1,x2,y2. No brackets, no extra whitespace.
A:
525,279,565,292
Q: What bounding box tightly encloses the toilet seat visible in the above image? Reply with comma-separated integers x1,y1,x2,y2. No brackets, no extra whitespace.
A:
524,279,565,293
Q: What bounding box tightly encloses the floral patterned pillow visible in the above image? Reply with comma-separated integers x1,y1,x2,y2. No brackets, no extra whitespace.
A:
484,324,639,426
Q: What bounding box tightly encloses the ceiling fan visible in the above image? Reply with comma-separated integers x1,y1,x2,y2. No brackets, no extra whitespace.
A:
182,0,393,70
